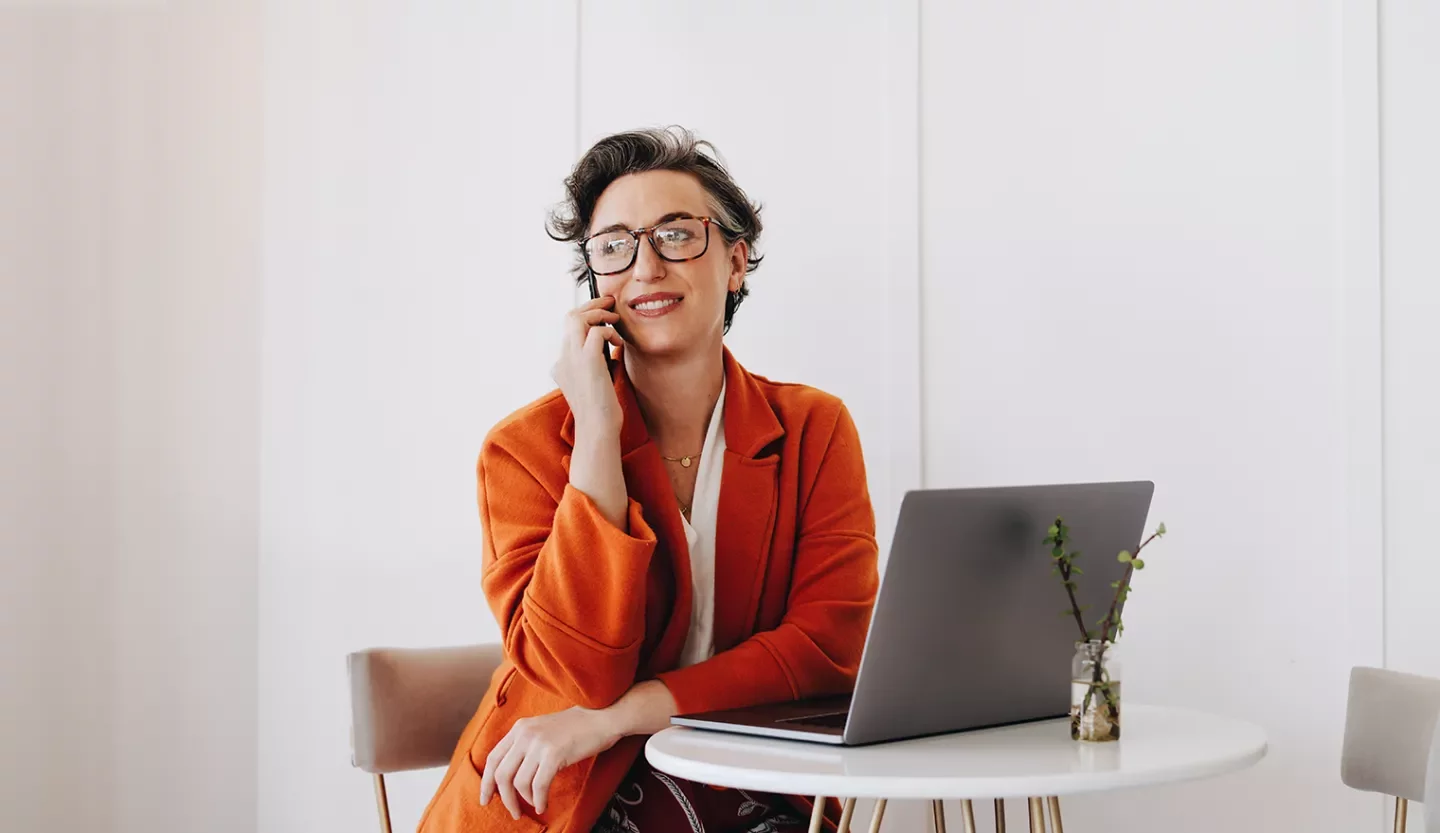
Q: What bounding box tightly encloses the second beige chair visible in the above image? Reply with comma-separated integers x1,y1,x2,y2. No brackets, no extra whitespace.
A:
1341,666,1440,833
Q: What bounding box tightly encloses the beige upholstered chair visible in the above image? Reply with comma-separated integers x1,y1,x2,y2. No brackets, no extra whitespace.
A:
1341,666,1440,833
348,644,506,833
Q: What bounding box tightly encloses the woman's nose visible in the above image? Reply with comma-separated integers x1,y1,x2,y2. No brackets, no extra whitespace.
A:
631,234,667,281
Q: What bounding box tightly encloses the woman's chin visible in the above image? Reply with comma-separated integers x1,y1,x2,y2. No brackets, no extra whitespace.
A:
623,331,702,360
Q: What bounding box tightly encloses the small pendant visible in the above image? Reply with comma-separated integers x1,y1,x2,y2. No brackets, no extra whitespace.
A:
680,456,693,468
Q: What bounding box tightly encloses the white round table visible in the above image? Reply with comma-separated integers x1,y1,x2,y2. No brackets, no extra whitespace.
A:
646,704,1267,832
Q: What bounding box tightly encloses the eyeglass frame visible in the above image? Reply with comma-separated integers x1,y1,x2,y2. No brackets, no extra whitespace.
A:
579,215,740,276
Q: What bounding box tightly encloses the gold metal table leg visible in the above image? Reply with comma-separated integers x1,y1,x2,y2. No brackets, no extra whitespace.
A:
808,796,827,833
1027,797,1046,833
867,798,888,833
1045,797,1063,833
960,799,977,833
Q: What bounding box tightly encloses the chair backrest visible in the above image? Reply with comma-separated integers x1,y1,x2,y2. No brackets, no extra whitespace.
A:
1341,666,1440,802
348,644,506,774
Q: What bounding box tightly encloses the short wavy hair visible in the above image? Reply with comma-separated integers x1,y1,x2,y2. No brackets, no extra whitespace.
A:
546,126,764,333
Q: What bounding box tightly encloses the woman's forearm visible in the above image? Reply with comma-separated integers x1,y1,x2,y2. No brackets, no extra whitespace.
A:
568,423,629,530
600,680,680,739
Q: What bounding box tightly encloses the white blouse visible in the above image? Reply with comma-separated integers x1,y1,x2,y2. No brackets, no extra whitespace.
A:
676,379,726,669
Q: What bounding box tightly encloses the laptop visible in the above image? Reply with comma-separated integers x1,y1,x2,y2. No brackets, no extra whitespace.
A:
671,480,1155,746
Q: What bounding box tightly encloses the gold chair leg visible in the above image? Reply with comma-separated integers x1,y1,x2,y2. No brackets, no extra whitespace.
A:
994,799,1006,833
1395,797,1408,833
932,799,948,833
373,773,393,833
837,797,857,833
960,799,977,833
867,798,888,833
809,796,828,833
1027,797,1046,833
1045,797,1064,833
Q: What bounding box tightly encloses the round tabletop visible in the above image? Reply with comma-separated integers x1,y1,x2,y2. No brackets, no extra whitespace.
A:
645,704,1267,800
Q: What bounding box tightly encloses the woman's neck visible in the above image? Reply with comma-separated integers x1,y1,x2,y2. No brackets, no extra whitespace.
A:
625,344,725,456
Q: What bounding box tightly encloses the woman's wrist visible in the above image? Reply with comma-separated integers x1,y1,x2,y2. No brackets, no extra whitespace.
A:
568,423,627,527
599,680,679,739
572,407,622,443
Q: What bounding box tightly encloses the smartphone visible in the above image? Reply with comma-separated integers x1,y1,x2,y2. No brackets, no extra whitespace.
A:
587,268,616,373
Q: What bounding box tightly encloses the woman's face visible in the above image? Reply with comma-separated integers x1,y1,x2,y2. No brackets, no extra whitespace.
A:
586,170,746,359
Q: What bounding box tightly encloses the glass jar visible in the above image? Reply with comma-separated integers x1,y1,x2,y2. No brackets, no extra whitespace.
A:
1071,639,1121,742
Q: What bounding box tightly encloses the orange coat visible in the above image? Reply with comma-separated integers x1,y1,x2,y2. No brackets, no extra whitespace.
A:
418,349,880,833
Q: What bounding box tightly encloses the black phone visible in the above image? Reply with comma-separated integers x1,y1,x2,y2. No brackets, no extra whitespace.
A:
587,268,616,372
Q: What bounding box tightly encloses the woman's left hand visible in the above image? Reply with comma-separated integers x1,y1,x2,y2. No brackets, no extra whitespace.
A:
479,706,622,819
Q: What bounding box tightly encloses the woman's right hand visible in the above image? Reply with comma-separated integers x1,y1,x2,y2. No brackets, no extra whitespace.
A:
552,296,626,435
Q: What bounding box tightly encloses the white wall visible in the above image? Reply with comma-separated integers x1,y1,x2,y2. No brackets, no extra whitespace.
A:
1381,0,1440,677
0,4,260,832
1381,0,1440,829
920,2,1372,832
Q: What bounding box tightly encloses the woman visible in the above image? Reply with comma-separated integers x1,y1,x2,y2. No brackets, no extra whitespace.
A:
418,127,879,833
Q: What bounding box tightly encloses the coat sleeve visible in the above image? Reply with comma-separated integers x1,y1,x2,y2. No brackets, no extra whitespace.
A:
477,432,658,709
656,403,879,715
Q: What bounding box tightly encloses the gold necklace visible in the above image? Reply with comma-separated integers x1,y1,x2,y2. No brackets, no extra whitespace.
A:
661,451,701,468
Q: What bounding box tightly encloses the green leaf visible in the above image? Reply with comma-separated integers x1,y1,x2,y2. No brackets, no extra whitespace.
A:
1156,522,1167,536
1133,558,1145,569
1052,547,1063,558
1048,525,1060,537
1072,566,1084,575
1117,550,1132,563
1110,580,1120,589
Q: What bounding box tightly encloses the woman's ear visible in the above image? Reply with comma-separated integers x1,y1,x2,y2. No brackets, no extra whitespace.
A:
727,239,748,292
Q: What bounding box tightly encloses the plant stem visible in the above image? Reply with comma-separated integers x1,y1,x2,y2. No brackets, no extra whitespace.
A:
1095,530,1160,643
1078,528,1160,740
1058,556,1091,643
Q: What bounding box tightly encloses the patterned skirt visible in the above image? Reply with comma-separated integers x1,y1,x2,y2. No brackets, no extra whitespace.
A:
592,755,812,833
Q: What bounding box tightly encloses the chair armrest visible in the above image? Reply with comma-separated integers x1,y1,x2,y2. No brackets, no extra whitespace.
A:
348,643,506,774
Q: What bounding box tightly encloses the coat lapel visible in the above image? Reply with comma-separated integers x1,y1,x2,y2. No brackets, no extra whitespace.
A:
712,347,784,654
557,347,784,666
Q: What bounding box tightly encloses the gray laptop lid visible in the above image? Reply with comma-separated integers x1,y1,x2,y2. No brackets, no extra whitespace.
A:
843,481,1154,745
